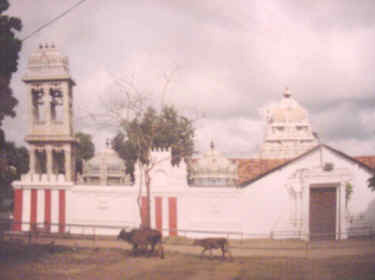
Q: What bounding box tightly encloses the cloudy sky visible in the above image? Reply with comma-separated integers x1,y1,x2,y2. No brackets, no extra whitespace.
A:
4,0,375,157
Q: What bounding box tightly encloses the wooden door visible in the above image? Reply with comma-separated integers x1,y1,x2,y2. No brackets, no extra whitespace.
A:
309,187,336,240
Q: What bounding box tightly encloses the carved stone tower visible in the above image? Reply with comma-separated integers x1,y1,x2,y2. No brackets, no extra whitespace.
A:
259,88,318,159
23,43,77,182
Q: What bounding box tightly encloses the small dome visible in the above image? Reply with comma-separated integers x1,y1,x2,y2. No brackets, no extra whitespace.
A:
86,148,124,172
82,147,128,185
266,88,308,123
189,142,237,186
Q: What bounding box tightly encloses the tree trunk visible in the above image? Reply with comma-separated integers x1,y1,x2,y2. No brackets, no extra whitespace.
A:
136,162,144,228
145,169,151,228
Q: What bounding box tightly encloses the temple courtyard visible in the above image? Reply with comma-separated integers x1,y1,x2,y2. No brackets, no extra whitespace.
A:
1,236,375,280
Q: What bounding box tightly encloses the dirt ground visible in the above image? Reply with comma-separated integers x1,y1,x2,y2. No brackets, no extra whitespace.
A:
1,238,375,280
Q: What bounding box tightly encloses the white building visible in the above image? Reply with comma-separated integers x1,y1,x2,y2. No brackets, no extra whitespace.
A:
12,44,375,240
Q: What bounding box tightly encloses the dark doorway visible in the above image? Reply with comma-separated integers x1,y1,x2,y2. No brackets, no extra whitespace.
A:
309,187,336,240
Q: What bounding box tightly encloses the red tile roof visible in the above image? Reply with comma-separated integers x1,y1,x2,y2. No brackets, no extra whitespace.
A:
235,151,375,186
236,158,289,185
354,156,375,169
191,147,375,187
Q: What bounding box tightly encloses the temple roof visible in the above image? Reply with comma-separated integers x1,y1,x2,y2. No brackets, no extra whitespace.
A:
189,142,237,183
23,43,72,82
84,147,125,176
238,145,375,187
265,88,308,124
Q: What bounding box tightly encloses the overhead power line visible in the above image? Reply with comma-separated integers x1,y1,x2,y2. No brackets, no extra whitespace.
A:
22,0,89,42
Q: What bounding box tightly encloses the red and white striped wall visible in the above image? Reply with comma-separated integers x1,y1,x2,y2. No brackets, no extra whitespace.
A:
141,196,178,236
13,188,178,237
12,188,67,233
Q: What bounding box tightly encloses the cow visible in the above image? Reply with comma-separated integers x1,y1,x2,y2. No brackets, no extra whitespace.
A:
117,227,164,259
193,237,232,260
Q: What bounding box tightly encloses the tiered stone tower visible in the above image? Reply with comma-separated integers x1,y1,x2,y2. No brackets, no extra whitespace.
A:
23,43,77,182
259,88,318,159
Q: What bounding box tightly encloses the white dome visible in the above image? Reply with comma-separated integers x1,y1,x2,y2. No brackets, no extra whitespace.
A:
82,147,128,185
189,142,237,186
266,89,308,123
260,88,318,159
85,148,125,173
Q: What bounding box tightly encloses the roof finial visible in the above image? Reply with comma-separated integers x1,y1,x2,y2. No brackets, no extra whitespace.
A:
210,140,215,151
105,138,111,148
284,87,291,98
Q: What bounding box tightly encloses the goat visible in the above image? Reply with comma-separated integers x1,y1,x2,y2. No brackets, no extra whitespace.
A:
193,237,232,260
117,227,164,259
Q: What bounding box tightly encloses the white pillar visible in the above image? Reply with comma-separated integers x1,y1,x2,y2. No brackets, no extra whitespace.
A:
29,146,36,175
46,146,53,178
302,182,310,241
64,145,72,181
338,181,348,239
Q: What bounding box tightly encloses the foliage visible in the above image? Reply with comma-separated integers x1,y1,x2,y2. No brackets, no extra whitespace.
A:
0,0,22,134
0,1,23,204
112,132,137,181
368,173,375,191
0,141,28,204
112,105,194,180
345,182,353,205
75,132,95,174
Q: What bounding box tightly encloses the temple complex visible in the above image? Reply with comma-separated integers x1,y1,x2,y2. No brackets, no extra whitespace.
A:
11,44,375,241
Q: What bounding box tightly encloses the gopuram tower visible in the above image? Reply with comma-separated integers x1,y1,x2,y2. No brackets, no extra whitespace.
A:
23,43,77,182
259,88,318,159
12,44,77,233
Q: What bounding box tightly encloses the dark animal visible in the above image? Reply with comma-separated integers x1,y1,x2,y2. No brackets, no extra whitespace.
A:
193,238,232,260
117,227,164,258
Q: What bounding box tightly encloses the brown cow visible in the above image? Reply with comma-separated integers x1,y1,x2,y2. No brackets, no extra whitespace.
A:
117,227,164,259
193,238,232,260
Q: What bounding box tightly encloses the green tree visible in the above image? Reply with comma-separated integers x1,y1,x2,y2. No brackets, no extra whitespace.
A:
112,105,195,228
98,65,197,228
112,105,194,179
112,132,137,181
0,0,22,189
75,132,95,174
0,141,28,209
0,0,22,136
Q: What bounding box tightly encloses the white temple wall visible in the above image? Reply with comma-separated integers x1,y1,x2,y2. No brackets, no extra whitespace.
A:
240,147,375,239
320,148,374,221
12,146,375,239
321,149,375,232
241,151,321,237
66,186,139,235
179,188,242,238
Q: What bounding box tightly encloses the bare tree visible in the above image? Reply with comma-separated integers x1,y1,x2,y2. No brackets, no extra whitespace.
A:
91,68,196,229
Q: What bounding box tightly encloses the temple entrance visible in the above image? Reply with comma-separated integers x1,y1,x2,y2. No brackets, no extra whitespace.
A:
309,187,336,240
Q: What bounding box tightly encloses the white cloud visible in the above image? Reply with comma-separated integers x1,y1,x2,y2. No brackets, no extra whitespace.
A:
4,0,375,157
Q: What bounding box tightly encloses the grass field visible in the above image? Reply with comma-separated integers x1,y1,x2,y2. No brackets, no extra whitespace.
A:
1,239,375,280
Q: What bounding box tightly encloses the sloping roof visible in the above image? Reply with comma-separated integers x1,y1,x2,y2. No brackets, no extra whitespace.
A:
237,144,375,188
354,156,375,169
237,158,288,185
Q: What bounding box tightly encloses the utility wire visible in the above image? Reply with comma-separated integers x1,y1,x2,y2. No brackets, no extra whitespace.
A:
21,0,89,42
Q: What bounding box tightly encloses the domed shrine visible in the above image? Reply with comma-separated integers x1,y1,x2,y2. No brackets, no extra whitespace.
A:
189,142,238,187
81,142,130,185
259,88,318,159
